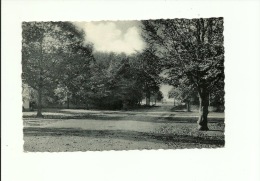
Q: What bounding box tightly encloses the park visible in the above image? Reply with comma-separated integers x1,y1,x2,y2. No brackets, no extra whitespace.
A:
23,103,224,152
22,18,225,151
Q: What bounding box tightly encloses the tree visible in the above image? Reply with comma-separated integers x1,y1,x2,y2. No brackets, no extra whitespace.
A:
22,22,90,117
156,90,164,102
88,52,153,110
142,18,224,130
115,57,144,109
56,42,94,108
132,48,162,106
151,90,164,105
168,80,197,112
54,84,71,108
86,52,125,109
209,79,225,111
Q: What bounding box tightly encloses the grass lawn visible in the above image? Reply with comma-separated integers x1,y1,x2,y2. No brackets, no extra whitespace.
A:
23,105,225,152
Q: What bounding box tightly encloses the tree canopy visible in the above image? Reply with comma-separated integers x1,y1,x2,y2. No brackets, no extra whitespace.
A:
142,18,224,130
22,19,225,130
22,22,94,116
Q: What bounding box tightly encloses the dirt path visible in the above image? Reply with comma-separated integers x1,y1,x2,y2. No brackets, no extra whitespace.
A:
23,104,225,152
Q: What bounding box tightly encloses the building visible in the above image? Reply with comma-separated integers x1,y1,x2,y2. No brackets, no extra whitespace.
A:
22,83,30,110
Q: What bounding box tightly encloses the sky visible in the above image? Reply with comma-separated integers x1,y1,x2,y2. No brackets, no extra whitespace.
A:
73,21,145,55
74,21,173,101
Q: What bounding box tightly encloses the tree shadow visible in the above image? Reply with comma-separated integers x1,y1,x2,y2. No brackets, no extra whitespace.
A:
23,113,224,125
23,127,224,146
163,117,224,124
23,114,125,120
171,110,190,112
208,129,223,132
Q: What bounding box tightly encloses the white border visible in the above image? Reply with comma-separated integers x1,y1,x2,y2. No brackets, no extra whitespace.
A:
2,1,260,181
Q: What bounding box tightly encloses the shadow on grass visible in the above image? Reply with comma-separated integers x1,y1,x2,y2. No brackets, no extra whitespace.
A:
163,117,224,124
24,112,224,124
170,105,187,111
42,105,161,113
23,127,224,146
23,114,125,121
208,129,223,132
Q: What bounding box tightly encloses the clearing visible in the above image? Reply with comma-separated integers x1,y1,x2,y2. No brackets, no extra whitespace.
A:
23,104,225,152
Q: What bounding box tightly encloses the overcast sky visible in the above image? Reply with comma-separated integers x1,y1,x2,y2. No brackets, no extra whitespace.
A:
74,21,145,55
74,20,173,101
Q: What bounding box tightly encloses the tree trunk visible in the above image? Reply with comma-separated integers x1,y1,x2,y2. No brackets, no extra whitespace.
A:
67,97,70,109
36,87,43,118
209,93,211,106
146,91,150,106
186,101,190,112
37,39,44,118
197,90,209,131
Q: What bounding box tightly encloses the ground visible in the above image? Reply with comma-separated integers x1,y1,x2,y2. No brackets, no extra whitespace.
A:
23,104,225,152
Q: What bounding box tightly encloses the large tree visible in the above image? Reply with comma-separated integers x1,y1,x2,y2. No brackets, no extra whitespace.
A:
88,53,145,110
142,18,224,130
55,42,94,108
86,51,161,110
22,22,91,117
132,48,162,106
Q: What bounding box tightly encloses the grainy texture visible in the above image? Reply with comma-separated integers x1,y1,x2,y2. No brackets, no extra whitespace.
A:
23,104,224,152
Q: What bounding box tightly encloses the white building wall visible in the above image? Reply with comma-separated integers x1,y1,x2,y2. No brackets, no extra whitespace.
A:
22,83,30,109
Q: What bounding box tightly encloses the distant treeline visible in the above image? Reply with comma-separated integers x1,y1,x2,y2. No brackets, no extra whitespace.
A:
22,19,224,131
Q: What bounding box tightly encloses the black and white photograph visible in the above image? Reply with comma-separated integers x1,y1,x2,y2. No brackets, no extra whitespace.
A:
22,19,225,152
2,1,260,181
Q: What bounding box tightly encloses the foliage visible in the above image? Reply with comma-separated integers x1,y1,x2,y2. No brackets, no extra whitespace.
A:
156,90,164,101
169,83,196,104
86,53,143,109
129,48,162,105
22,22,85,88
76,50,163,109
22,22,94,114
142,18,225,130
141,18,224,93
209,79,225,108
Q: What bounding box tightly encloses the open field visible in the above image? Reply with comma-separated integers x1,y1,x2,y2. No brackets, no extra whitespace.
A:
23,104,224,152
